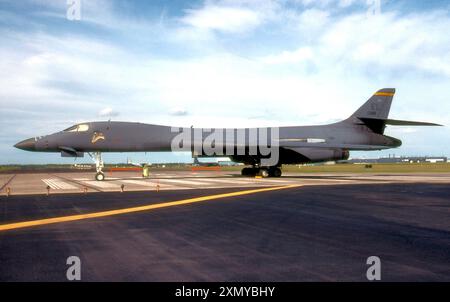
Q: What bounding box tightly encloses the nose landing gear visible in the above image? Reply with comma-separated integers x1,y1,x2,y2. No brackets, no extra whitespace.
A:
89,152,105,181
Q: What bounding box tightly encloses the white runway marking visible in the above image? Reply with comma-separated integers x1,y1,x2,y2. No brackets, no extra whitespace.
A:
306,178,355,182
82,181,120,189
201,178,302,186
120,179,161,187
255,179,301,184
42,179,77,190
157,178,216,186
120,179,187,190
198,178,260,185
152,174,180,178
72,175,354,190
198,177,245,182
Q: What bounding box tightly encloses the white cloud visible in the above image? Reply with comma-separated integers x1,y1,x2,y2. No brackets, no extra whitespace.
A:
319,11,450,76
298,0,364,8
260,47,314,64
297,8,330,28
169,107,189,116
98,107,120,118
339,0,355,7
181,5,263,33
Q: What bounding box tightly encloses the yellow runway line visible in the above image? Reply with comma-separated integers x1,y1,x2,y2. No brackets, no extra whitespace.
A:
0,184,301,232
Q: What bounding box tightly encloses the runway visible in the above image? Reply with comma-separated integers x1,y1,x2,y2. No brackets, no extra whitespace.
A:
2,170,450,195
0,172,449,281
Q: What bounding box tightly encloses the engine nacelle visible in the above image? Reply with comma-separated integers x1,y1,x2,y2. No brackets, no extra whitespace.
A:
288,148,349,163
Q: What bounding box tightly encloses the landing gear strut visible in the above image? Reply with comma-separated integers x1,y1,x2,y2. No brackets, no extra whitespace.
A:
89,152,105,181
241,166,282,178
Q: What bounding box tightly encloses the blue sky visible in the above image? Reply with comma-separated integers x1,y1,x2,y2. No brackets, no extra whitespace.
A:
0,0,449,164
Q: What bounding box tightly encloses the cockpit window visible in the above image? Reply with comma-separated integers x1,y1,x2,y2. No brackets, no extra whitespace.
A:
77,124,89,132
63,124,89,132
64,125,78,132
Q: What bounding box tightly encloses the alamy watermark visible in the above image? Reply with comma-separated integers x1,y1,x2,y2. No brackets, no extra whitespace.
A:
67,0,81,21
366,0,381,17
366,256,381,281
66,256,81,280
170,127,280,167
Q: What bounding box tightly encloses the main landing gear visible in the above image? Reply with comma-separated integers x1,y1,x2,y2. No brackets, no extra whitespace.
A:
89,152,105,181
241,166,282,178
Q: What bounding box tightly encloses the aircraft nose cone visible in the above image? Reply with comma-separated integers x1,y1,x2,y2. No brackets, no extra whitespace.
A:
14,138,36,151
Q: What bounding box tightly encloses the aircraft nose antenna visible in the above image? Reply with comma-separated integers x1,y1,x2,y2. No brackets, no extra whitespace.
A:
14,138,36,151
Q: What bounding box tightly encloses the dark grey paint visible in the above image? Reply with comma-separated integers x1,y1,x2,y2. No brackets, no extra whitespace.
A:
14,88,441,166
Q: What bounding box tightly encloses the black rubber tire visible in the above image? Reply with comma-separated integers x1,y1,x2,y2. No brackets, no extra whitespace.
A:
259,168,269,178
273,167,282,177
95,172,105,181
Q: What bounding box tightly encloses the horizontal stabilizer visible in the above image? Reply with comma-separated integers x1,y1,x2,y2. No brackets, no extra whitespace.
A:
383,119,443,126
359,117,442,127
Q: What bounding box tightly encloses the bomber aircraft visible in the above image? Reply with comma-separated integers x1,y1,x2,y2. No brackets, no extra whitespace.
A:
15,88,441,180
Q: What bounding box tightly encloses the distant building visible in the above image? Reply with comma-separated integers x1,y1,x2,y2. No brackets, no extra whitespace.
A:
71,164,92,170
346,156,448,164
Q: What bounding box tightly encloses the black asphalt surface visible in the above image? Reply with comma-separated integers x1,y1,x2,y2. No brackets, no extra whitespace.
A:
0,183,449,281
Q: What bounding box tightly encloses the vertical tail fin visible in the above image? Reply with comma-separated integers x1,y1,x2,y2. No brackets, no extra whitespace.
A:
347,88,395,134
351,88,395,120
